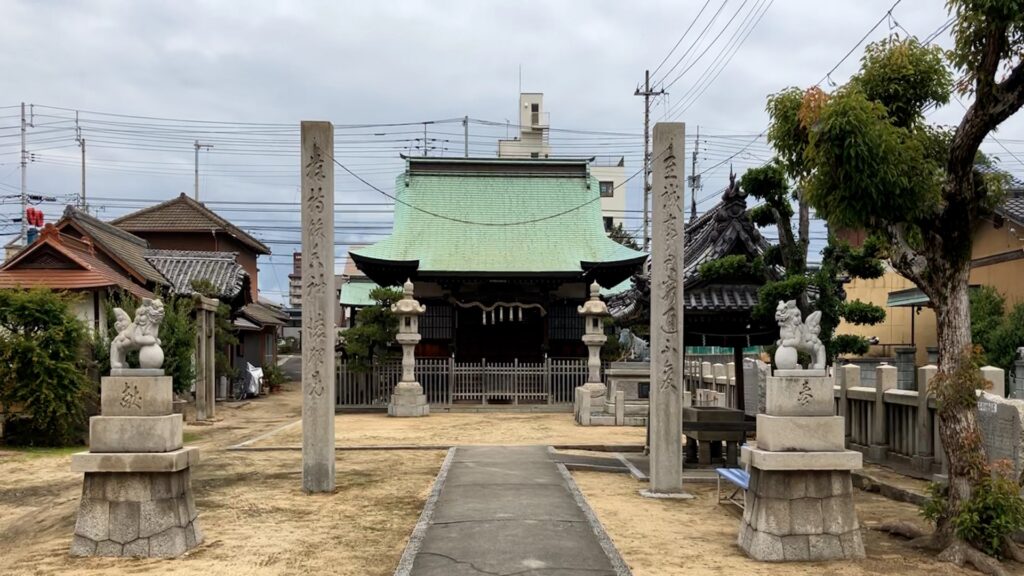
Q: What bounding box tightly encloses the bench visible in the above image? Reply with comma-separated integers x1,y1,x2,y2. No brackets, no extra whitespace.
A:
716,467,749,510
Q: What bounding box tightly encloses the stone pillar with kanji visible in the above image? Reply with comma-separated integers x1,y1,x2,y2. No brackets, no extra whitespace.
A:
388,279,429,417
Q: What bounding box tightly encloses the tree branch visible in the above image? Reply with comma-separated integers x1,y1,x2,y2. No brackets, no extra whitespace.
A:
885,223,929,288
949,51,1024,182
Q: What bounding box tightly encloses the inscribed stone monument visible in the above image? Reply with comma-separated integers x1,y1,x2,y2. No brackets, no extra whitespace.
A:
300,120,337,492
644,122,688,497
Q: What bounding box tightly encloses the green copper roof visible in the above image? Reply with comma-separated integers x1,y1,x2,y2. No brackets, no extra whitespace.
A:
353,166,645,275
340,278,379,307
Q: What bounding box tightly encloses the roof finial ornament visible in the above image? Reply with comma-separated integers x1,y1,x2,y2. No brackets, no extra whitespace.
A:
403,278,415,297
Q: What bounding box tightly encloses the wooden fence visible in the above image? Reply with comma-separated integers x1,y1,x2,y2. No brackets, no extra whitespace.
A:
336,356,589,408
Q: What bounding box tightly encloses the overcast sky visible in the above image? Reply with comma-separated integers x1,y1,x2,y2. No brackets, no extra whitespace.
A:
2,0,1023,303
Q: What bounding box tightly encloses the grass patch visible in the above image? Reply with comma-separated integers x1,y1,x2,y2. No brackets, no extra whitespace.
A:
183,431,201,444
2,445,82,459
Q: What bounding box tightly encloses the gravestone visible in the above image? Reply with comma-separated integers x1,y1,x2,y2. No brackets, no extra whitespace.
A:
977,392,1024,481
300,121,336,493
743,357,769,417
643,122,689,498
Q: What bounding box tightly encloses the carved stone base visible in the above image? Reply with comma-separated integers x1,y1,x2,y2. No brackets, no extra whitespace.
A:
70,469,202,558
388,382,429,417
738,468,864,562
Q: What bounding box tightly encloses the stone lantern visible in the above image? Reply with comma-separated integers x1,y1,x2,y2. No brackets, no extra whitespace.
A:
388,279,429,417
576,281,609,406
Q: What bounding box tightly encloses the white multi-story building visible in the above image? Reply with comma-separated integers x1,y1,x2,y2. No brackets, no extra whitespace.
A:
497,93,626,232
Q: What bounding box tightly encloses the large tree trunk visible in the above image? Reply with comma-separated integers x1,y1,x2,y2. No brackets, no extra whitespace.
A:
929,261,988,539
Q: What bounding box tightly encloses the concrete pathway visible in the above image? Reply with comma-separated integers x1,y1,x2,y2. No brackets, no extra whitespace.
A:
401,445,629,576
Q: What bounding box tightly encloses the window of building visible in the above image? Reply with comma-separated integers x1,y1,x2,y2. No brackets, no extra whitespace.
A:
603,217,613,232
531,103,540,126
599,181,614,197
530,152,539,159
264,333,274,365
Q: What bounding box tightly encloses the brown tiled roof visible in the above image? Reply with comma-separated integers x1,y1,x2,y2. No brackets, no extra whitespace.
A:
240,302,287,326
0,228,153,299
58,205,166,285
112,193,270,255
144,249,248,298
999,196,1024,227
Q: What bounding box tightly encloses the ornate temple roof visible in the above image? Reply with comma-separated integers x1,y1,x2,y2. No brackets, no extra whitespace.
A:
607,173,779,346
351,158,646,286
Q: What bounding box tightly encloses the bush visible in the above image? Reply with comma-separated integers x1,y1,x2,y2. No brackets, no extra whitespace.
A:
262,363,286,391
160,295,197,395
0,288,91,446
955,466,1024,558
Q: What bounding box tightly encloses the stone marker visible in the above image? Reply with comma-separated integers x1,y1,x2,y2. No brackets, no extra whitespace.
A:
70,298,202,558
977,392,1024,482
643,122,689,498
738,304,864,562
388,279,429,417
300,121,336,493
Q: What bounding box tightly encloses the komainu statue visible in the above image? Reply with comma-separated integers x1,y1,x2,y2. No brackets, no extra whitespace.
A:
110,298,166,371
773,299,825,370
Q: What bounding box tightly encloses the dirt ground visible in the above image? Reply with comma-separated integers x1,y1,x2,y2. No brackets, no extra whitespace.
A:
248,411,648,448
3,377,1017,575
0,381,444,576
573,470,1024,576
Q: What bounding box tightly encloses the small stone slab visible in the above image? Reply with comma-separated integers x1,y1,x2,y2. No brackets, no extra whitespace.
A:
773,369,828,377
743,446,862,471
101,376,173,417
766,375,834,417
111,369,165,377
89,414,183,453
639,489,695,500
71,447,199,473
756,415,845,452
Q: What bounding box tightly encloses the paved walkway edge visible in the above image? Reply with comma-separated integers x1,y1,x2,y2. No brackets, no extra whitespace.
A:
394,447,456,576
226,419,302,450
553,460,633,576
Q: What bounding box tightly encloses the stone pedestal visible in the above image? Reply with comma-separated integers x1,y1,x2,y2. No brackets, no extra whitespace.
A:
71,373,202,557
388,280,428,418
738,371,864,562
389,381,429,417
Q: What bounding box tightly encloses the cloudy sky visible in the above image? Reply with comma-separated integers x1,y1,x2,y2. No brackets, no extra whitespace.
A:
2,0,1022,303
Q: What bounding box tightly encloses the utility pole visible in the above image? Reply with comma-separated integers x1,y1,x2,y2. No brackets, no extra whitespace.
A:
194,140,213,200
463,115,469,158
688,125,701,222
635,70,665,251
20,102,27,242
76,111,86,211
80,138,86,209
423,122,428,157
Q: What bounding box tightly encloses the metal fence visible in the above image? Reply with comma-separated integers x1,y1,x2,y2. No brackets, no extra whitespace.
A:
335,356,589,408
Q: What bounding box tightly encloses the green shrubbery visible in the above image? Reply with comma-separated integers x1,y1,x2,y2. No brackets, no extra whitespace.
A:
923,465,1024,558
0,288,91,446
342,286,403,372
969,286,1024,375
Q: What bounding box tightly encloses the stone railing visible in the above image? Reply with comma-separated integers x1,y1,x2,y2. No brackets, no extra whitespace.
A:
833,363,1009,478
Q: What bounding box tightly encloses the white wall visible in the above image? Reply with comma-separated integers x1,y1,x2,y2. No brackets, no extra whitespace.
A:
592,165,627,230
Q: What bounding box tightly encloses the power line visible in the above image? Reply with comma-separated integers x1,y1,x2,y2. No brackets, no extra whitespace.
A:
648,0,713,81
